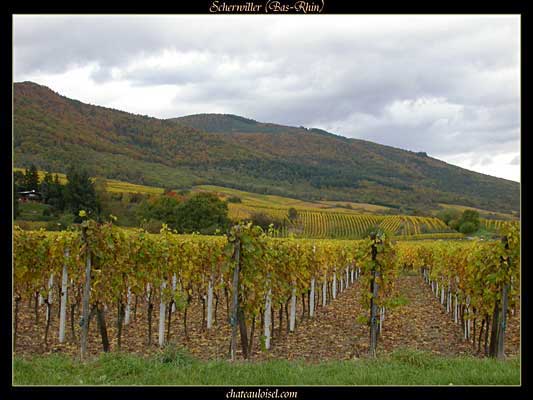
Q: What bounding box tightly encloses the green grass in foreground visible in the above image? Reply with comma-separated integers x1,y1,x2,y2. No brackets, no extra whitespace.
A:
13,348,520,386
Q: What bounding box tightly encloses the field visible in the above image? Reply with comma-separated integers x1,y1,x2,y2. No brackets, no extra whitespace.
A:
13,224,520,385
194,185,461,239
16,202,54,221
12,271,521,386
438,203,519,221
16,169,517,240
194,185,392,213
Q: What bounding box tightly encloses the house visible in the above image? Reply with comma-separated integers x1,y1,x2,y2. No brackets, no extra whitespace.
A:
18,190,42,202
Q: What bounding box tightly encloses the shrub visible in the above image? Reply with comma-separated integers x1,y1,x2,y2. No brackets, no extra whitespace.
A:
249,212,284,231
436,208,461,225
288,207,298,221
449,218,461,231
459,221,477,234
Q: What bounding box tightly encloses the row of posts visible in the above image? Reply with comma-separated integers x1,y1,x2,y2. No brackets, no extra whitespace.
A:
423,269,468,335
45,247,363,354
422,267,509,358
263,265,362,350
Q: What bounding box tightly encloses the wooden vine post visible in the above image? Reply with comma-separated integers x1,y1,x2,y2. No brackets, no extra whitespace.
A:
124,286,132,325
207,275,214,330
58,248,69,343
80,223,92,361
497,283,509,359
264,278,272,350
158,280,167,347
496,234,511,359
289,282,296,332
369,234,380,358
322,273,327,307
332,269,337,299
229,229,241,361
309,277,315,318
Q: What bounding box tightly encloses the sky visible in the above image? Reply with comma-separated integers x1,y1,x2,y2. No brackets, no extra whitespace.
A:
13,15,520,182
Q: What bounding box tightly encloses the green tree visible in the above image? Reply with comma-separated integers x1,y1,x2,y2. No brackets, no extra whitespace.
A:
175,192,229,234
64,166,100,222
136,195,180,228
24,165,40,192
459,221,477,234
47,174,65,211
40,172,54,204
449,218,460,231
458,209,480,234
94,177,110,211
436,208,461,225
14,171,25,191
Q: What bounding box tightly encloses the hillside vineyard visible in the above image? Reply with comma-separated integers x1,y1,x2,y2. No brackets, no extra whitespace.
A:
13,221,519,359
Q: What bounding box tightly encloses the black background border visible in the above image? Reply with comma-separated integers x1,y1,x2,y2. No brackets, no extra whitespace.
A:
1,1,530,398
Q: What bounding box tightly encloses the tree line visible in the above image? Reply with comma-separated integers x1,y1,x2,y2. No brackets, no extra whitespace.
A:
14,165,230,234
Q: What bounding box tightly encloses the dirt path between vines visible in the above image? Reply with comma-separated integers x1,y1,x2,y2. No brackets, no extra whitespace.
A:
14,273,520,360
255,273,520,360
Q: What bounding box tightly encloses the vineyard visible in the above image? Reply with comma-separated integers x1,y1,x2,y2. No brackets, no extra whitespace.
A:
229,205,456,239
15,168,515,241
481,219,514,231
13,220,520,362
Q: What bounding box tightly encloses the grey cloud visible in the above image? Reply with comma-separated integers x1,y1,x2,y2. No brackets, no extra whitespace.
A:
14,15,520,181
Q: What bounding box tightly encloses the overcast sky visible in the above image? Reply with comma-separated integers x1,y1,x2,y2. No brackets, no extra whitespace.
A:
14,15,520,182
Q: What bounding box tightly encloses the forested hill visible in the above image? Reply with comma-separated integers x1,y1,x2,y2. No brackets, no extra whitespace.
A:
14,81,519,214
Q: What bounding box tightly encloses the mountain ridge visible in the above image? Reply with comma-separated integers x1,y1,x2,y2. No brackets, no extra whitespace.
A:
13,81,519,214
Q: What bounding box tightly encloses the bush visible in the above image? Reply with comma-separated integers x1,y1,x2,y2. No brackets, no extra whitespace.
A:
136,196,180,228
449,218,461,231
227,196,242,203
175,193,229,234
460,209,480,230
249,212,284,231
288,207,298,221
436,208,461,225
459,221,477,234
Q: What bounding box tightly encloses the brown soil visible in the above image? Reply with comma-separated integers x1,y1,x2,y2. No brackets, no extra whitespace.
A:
13,274,520,361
